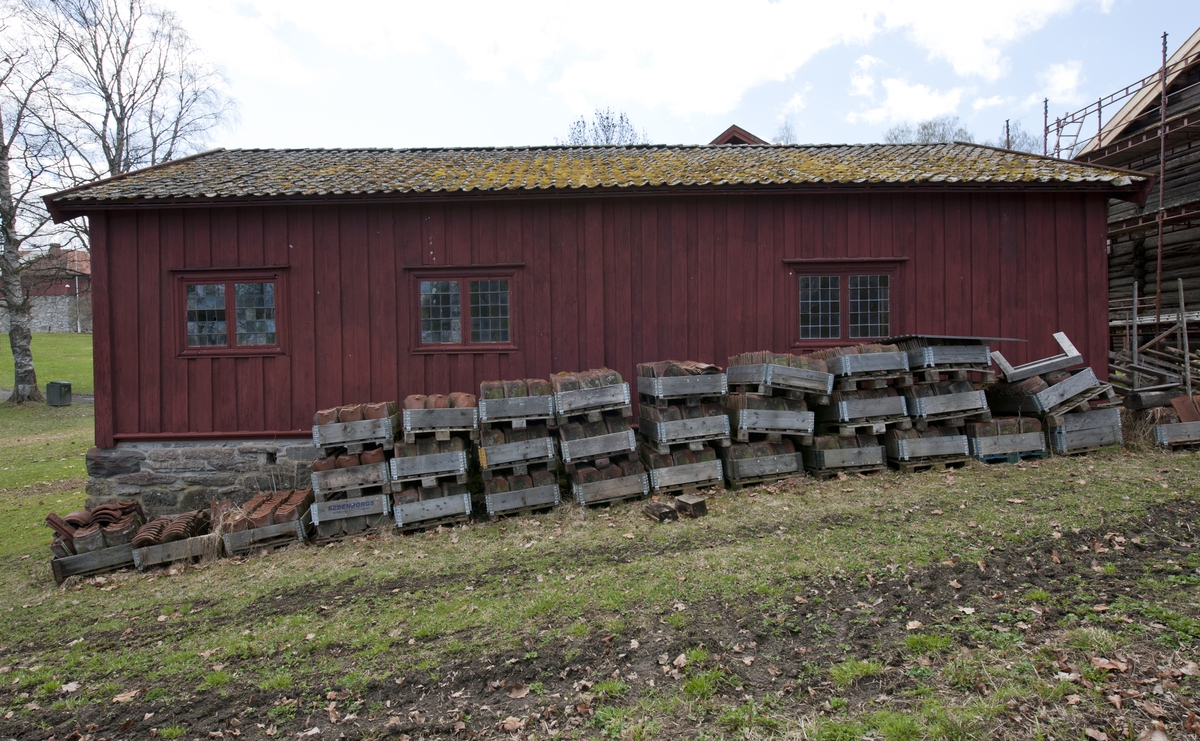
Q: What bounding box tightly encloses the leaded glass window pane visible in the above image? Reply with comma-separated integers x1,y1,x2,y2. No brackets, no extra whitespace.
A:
234,282,277,346
420,280,461,344
470,280,510,343
186,283,227,346
849,274,889,338
799,276,840,339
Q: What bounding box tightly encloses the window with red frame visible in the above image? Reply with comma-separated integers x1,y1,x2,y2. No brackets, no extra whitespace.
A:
181,277,279,350
419,278,510,345
798,273,891,340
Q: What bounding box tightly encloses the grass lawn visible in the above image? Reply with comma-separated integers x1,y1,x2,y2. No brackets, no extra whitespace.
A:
0,332,95,396
0,403,1197,740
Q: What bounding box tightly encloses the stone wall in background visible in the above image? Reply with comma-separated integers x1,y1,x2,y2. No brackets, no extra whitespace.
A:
0,295,92,333
85,440,317,517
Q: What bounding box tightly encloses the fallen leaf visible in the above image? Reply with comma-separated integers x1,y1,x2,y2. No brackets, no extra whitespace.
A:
1107,694,1122,710
1093,604,1109,612
629,640,639,650
906,620,924,631
1184,710,1200,734
672,653,687,669
742,656,754,666
767,665,782,677
1006,498,1025,504
113,689,139,703
1092,657,1129,672
1179,661,1199,677
501,716,523,732
298,728,320,737
957,607,975,615
622,533,634,539
60,681,80,693
794,595,807,604
1140,700,1168,718
211,663,226,672
836,472,848,482
156,615,168,622
1065,694,1081,705
1137,730,1170,741
453,720,466,732
950,580,962,589
931,509,943,515
506,683,530,699
1084,729,1108,741
305,633,316,641
1051,551,1062,564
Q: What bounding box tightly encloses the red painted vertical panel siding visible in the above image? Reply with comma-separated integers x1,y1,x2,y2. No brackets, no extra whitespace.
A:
95,190,1120,440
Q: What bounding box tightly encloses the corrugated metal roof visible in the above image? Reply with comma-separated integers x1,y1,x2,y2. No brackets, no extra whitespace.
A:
48,142,1148,206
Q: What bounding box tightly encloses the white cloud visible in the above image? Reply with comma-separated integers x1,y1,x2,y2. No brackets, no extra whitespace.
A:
973,95,1012,111
1033,60,1086,107
847,78,964,125
783,84,815,116
850,55,879,98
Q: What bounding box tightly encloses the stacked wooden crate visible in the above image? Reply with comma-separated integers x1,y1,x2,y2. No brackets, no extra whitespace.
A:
390,393,476,531
478,378,561,517
809,345,909,477
310,402,399,541
724,352,826,487
222,489,315,554
987,333,1121,455
636,361,728,496
552,368,647,506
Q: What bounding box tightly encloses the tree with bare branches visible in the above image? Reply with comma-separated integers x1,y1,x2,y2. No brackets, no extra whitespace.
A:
557,107,649,146
1,7,62,403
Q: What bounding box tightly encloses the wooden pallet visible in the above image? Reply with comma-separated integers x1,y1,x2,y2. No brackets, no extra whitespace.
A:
906,345,992,369
826,352,910,378
989,367,1116,419
725,364,834,396
885,434,969,461
559,429,638,466
51,543,135,584
478,437,557,477
992,332,1082,382
907,390,989,419
913,367,996,385
836,373,914,391
309,512,394,544
485,484,562,516
554,383,631,423
723,451,802,490
801,445,886,475
647,459,724,494
1049,408,1122,454
968,432,1046,461
478,395,557,430
312,414,400,454
390,450,469,487
133,534,221,571
311,462,392,501
816,394,908,424
976,450,1048,464
806,464,887,480
572,473,649,506
888,456,971,474
394,493,472,530
637,374,727,404
1155,421,1200,450
1043,387,1120,427
223,514,313,555
639,415,730,445
402,407,479,442
818,417,912,437
912,411,991,431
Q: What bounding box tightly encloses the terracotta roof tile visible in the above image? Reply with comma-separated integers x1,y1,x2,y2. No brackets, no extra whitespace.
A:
48,143,1147,206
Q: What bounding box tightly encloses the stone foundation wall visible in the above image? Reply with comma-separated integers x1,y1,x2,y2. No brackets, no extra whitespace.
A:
85,439,317,517
0,294,92,333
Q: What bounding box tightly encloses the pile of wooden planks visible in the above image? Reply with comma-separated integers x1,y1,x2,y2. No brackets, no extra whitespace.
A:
722,353,820,487
553,369,647,506
390,393,476,532
636,361,728,495
1154,395,1200,450
478,377,561,517
310,402,399,541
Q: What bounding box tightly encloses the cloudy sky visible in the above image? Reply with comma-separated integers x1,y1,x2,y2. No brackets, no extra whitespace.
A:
162,0,1198,150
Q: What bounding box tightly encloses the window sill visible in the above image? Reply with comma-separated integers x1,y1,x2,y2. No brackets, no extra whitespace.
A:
412,344,520,355
179,347,287,358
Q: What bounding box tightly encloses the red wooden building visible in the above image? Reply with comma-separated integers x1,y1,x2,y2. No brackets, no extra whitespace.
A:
46,141,1149,508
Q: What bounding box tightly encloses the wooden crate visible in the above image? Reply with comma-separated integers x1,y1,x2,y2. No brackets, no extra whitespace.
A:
51,543,134,584
637,374,727,400
725,364,833,395
989,368,1102,415
1050,408,1122,454
969,432,1046,460
223,514,313,556
311,462,391,501
724,451,801,485
648,459,724,493
1155,421,1200,449
801,445,886,473
133,534,220,572
639,415,730,446
826,352,909,377
394,492,472,529
816,395,908,423
885,435,969,461
907,390,989,418
727,408,815,438
479,395,556,428
572,473,649,505
485,484,562,516
479,437,556,471
313,414,400,453
390,450,468,486
402,407,479,440
991,331,1082,382
555,383,631,419
559,429,637,464
311,493,391,525
906,345,991,369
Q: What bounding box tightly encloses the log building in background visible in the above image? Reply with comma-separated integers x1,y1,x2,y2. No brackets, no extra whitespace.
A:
44,138,1149,512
